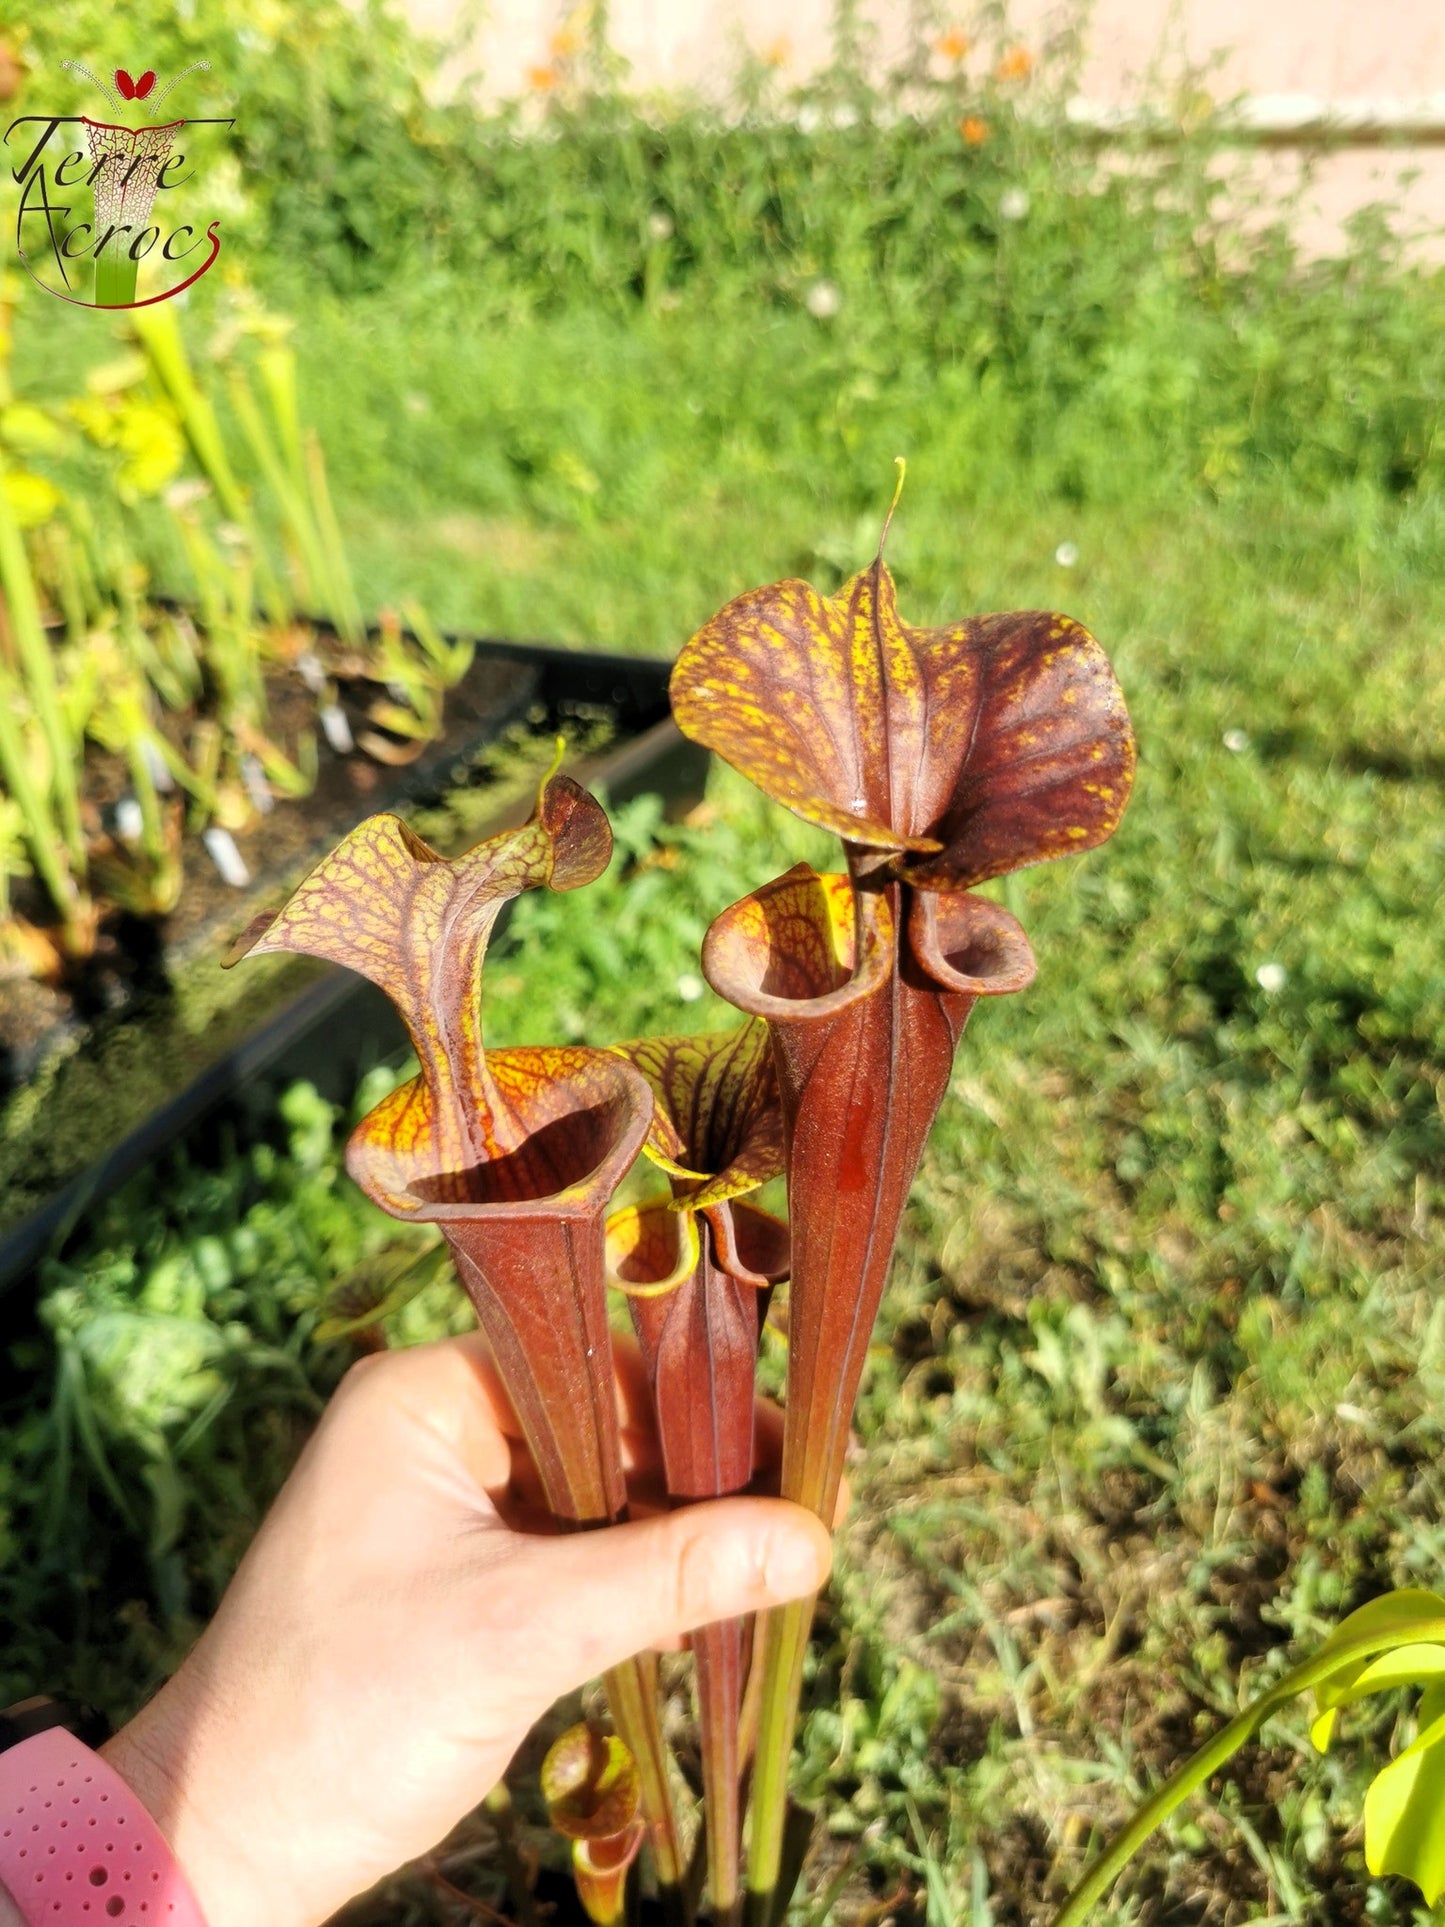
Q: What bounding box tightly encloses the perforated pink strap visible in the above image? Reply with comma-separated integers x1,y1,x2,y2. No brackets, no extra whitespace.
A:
0,1728,207,1924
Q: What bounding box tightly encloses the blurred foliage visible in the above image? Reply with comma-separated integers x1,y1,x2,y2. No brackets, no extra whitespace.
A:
8,0,1445,506
0,275,468,960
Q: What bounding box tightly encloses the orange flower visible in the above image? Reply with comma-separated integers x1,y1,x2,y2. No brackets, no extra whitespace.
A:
549,26,581,58
995,45,1033,82
0,38,25,103
936,28,969,62
528,62,560,91
959,115,989,146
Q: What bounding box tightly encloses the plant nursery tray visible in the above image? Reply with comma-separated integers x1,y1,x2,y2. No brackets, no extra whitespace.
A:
0,636,705,1290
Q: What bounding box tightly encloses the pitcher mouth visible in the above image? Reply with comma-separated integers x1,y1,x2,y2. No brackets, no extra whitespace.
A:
346,1048,653,1222
411,1101,626,1206
908,886,1038,997
701,865,896,1025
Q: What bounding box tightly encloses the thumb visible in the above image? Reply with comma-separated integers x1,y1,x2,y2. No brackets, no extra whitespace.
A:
512,1498,833,1704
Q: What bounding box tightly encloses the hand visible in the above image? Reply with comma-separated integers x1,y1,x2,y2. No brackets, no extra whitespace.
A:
83,1335,832,1927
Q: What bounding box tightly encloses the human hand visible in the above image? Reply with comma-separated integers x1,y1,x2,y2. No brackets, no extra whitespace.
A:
88,1334,832,1927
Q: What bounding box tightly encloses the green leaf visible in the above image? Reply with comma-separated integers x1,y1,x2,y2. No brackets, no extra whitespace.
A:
314,1241,451,1342
1311,1592,1445,1748
1311,1645,1445,1752
1420,1681,1445,1733
1366,1708,1445,1903
1317,1590,1445,1660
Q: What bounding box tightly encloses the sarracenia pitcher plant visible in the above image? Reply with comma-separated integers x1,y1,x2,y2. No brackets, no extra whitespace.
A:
222,493,1138,1920
605,1020,789,1925
542,1723,648,1927
226,763,689,1914
670,496,1137,1920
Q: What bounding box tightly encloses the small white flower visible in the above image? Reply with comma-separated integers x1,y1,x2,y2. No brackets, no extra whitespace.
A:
162,477,210,513
647,209,674,242
1054,541,1079,568
676,972,705,1003
1222,728,1249,753
215,521,249,550
1000,186,1031,221
805,279,842,320
1256,962,1287,994
404,391,430,417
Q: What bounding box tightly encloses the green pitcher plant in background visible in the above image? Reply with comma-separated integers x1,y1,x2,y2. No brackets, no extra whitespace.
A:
542,1724,648,1927
669,470,1136,1920
605,1020,789,1926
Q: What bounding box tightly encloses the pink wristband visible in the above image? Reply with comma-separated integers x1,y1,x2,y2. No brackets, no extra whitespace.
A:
0,1728,207,1924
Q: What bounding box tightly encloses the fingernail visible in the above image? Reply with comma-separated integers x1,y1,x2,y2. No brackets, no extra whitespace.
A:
764,1526,827,1600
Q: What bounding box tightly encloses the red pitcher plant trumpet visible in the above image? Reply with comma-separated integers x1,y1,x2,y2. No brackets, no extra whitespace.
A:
605,1019,788,1924
227,762,688,1912
670,484,1137,1918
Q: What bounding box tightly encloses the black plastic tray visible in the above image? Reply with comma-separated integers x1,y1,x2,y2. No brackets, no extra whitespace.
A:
0,638,705,1291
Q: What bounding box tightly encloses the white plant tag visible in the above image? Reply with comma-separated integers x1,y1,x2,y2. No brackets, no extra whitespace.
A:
320,702,354,754
203,826,250,889
140,738,176,793
114,796,145,843
241,752,274,815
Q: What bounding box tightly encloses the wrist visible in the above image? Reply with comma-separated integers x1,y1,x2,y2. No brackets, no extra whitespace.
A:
100,1668,292,1927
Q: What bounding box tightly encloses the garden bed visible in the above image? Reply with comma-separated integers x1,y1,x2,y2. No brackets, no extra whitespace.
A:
0,633,701,1286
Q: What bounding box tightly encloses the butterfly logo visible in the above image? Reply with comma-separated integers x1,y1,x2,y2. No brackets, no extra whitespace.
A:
61,58,208,119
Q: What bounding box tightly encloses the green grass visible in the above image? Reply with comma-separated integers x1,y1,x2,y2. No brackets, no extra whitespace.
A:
4,14,1445,1917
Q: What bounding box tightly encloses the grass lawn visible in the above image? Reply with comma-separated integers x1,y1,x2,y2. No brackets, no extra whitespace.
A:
3,70,1445,1923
